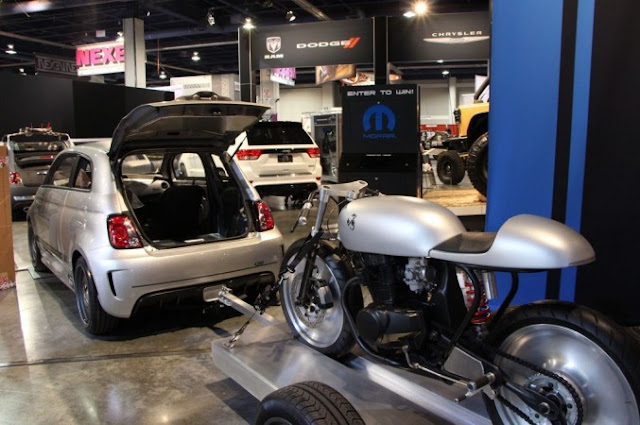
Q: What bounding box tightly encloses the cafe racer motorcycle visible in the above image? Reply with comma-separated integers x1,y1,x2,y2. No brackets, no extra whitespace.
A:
261,180,639,425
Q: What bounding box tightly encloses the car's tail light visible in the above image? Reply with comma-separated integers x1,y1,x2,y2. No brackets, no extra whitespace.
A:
107,215,143,249
253,201,275,231
9,171,22,185
236,149,262,160
306,147,321,158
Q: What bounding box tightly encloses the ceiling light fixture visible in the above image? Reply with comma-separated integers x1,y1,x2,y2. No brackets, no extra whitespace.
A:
5,44,17,54
437,59,444,63
243,17,255,30
403,10,416,18
207,8,215,26
286,10,296,22
191,51,200,61
19,68,24,73
159,70,167,80
414,1,429,15
442,70,450,76
116,31,124,42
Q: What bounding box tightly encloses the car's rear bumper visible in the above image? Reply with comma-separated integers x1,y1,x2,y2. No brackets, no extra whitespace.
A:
255,182,320,197
10,186,38,212
85,228,284,318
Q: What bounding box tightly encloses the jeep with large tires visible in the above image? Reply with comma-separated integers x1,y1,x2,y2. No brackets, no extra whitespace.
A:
435,80,489,196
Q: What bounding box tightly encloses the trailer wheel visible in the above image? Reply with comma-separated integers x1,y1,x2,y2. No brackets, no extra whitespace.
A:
467,132,489,196
436,150,466,185
255,381,365,425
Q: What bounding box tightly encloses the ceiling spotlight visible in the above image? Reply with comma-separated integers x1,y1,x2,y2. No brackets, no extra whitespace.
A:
437,59,444,63
414,1,429,15
116,31,124,42
191,51,200,61
207,8,215,26
243,17,255,30
19,68,25,73
442,70,450,76
286,10,296,22
403,10,416,18
159,70,167,80
5,44,17,54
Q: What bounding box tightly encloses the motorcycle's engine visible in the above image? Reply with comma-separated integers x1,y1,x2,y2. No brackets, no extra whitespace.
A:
353,253,438,350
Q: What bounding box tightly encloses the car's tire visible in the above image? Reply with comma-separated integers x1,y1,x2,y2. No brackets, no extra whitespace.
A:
255,381,365,425
467,132,489,196
28,221,49,273
280,239,361,359
484,302,640,425
74,257,118,335
436,150,466,185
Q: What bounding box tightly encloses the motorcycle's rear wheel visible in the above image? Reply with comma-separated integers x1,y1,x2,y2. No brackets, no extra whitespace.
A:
280,239,360,358
485,302,640,425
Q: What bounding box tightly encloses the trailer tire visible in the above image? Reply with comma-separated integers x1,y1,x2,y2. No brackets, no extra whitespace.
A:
436,150,466,185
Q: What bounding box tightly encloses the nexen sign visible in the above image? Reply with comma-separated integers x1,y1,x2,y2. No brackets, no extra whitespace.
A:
297,37,361,49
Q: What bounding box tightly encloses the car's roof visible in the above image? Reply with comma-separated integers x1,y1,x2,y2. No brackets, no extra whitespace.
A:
66,140,110,155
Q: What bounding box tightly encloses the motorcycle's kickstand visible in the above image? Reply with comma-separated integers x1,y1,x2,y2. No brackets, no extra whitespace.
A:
217,286,280,348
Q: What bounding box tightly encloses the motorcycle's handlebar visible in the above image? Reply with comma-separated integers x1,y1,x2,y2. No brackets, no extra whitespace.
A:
298,201,313,226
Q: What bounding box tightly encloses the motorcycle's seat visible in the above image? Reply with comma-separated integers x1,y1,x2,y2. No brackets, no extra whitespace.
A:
431,232,496,254
429,214,595,270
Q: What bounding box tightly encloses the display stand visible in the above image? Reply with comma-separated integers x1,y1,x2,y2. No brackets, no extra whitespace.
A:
0,145,15,291
211,321,491,425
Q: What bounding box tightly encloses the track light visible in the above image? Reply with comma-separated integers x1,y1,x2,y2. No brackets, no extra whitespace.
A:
5,44,17,54
191,51,200,61
243,17,255,30
286,10,296,22
116,31,124,42
414,1,428,15
207,8,215,26
403,11,416,18
159,70,167,79
442,70,450,76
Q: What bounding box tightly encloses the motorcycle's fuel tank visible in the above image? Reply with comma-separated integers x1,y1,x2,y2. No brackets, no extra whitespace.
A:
338,196,465,257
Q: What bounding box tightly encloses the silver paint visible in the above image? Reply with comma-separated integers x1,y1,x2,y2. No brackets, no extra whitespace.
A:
338,196,466,257
430,214,595,270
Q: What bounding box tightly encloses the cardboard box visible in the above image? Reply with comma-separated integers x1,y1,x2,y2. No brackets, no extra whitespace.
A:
0,145,15,291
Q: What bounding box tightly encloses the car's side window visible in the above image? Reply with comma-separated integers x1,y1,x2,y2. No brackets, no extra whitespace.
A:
173,153,205,178
73,157,92,190
46,155,76,187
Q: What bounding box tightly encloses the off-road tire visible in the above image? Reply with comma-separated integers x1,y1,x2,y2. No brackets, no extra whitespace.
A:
485,301,640,425
436,150,466,185
280,239,361,359
467,132,489,196
28,221,49,273
255,381,365,425
74,257,119,335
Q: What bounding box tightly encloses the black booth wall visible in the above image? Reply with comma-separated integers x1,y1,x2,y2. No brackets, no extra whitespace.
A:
0,73,173,138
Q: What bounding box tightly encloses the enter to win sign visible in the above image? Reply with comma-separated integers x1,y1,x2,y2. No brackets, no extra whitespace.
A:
76,41,125,76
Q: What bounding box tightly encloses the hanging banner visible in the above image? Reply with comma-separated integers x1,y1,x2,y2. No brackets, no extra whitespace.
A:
270,67,296,86
389,12,490,62
252,19,373,70
315,64,356,85
35,54,77,76
76,41,125,76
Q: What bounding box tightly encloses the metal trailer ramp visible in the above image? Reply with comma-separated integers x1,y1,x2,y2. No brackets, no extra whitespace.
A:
211,322,491,425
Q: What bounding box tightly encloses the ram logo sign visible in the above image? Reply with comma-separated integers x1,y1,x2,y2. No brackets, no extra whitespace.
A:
76,41,125,76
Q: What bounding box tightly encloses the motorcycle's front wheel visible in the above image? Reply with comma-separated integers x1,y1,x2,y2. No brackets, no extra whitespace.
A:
485,302,640,425
280,239,361,359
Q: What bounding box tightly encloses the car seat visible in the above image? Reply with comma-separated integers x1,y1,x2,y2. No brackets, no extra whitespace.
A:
151,185,205,240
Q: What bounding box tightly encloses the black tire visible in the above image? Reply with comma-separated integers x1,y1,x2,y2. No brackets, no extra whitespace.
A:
28,221,49,273
467,132,489,196
436,150,466,185
255,381,365,425
74,257,119,335
485,302,640,425
280,239,361,359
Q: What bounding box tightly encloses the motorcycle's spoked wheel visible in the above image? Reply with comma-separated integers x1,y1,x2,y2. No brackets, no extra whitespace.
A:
280,239,360,358
485,303,640,425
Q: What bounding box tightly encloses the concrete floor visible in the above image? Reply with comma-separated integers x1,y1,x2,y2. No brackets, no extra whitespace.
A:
0,200,307,425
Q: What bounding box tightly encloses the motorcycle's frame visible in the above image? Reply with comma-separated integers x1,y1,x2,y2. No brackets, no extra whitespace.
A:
275,181,574,422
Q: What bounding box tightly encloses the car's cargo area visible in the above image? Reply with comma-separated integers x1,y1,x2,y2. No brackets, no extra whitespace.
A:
121,150,249,247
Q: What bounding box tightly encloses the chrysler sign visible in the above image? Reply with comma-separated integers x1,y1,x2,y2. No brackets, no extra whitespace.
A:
76,41,125,76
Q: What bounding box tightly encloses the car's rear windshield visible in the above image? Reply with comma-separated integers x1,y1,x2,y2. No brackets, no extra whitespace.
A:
10,135,70,153
246,122,313,145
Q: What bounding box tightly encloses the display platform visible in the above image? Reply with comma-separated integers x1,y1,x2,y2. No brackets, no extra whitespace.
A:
211,321,491,425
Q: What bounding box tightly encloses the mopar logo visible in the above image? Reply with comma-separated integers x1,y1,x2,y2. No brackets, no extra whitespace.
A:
362,104,396,139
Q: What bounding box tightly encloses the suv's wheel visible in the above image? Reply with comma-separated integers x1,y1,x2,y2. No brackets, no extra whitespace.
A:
467,132,489,196
74,257,118,335
436,150,466,185
28,221,49,273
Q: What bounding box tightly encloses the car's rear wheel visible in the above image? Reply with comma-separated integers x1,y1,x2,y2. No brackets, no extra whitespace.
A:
74,257,118,335
28,221,49,273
